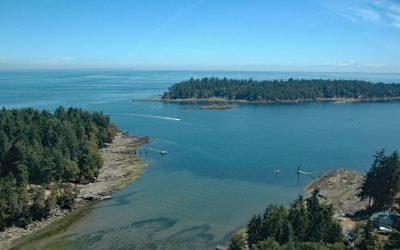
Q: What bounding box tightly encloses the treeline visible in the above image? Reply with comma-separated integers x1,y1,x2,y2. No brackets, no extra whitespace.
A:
229,190,345,250
229,191,385,250
162,77,400,101
0,107,118,230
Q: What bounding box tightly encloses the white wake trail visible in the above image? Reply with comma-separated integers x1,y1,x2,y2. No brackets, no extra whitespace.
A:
107,112,181,121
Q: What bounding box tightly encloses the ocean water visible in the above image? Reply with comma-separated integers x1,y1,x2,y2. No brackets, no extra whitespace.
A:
1,70,400,249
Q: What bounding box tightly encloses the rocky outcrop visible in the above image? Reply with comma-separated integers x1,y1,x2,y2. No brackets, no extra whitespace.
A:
305,168,368,216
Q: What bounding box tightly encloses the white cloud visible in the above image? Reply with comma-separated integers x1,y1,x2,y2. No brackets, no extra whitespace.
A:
386,13,400,28
319,0,400,29
32,56,76,65
373,0,400,14
336,11,360,23
61,56,75,61
338,60,356,67
350,7,380,21
363,63,387,67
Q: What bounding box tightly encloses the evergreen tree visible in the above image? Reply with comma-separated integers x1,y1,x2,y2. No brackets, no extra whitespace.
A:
385,231,400,250
278,220,293,245
229,230,247,250
360,220,381,250
247,214,263,247
359,150,400,210
0,107,118,230
344,223,364,249
288,195,309,241
251,238,281,250
245,189,342,248
305,189,342,243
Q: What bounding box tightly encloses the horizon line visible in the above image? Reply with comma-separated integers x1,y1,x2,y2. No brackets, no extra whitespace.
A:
0,68,399,75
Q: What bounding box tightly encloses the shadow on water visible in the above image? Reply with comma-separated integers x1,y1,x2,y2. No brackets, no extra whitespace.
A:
92,191,139,210
10,202,99,250
20,216,220,250
158,224,215,248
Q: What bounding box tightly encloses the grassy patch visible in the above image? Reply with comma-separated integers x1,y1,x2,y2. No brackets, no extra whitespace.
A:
115,157,150,190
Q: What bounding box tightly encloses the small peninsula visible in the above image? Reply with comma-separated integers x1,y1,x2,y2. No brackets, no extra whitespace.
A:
162,77,400,103
0,107,148,249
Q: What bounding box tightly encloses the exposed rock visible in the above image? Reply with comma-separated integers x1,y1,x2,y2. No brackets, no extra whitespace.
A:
200,104,239,110
304,168,368,216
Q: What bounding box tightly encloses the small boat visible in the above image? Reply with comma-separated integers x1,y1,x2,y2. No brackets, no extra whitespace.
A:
297,170,312,176
160,150,168,156
297,166,312,176
274,169,280,175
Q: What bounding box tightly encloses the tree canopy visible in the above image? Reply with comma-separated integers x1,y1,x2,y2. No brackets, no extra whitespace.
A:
162,77,400,101
358,150,400,210
0,107,118,230
245,190,343,249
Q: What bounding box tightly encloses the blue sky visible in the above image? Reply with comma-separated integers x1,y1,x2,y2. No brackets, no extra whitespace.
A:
0,0,399,72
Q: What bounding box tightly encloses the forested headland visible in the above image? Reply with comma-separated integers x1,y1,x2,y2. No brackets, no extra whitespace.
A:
228,150,400,250
162,78,400,102
0,107,118,230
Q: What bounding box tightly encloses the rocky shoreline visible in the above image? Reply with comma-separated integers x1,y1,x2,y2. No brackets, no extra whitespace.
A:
150,96,400,104
200,104,239,110
0,132,149,250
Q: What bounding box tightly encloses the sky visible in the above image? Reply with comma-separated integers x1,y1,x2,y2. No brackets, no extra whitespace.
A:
0,0,400,72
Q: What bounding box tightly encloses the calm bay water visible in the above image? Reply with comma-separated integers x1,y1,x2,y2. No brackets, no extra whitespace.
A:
1,70,400,249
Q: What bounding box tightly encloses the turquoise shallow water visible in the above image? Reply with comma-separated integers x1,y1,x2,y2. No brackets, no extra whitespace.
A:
1,70,400,249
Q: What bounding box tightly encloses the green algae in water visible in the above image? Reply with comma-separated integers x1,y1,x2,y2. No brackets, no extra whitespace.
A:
10,203,97,250
46,234,104,250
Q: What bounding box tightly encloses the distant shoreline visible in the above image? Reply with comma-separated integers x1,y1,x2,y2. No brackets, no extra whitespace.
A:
0,133,149,250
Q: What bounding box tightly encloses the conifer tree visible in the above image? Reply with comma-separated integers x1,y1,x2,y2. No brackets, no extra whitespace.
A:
360,220,380,250
359,150,400,210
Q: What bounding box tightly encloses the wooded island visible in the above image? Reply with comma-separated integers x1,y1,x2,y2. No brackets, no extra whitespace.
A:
162,78,400,102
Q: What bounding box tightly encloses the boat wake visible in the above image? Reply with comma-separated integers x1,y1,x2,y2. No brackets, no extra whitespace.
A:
106,112,181,121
